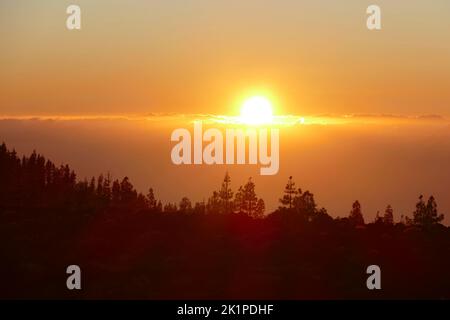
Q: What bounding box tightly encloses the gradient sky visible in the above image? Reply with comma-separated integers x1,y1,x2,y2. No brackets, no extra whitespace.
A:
1,116,450,224
1,0,450,116
1,1,450,223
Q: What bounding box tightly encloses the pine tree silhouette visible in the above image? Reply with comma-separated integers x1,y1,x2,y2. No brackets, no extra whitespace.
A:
234,177,264,218
383,205,394,225
349,200,365,226
279,176,298,209
413,195,444,228
219,172,233,214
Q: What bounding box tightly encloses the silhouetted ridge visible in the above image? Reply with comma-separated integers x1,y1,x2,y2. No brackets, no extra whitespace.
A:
0,142,449,299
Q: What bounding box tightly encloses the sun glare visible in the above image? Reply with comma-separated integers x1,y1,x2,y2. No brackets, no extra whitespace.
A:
239,96,274,125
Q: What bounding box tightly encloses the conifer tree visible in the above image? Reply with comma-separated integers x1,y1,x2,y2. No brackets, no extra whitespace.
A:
349,200,365,226
219,172,233,214
383,205,394,225
234,178,264,218
279,176,298,209
147,187,157,210
413,195,444,228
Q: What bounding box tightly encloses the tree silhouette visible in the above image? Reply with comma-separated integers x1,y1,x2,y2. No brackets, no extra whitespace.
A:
242,178,258,217
2,142,450,299
96,174,104,197
193,201,206,215
278,180,331,223
147,188,157,210
163,202,178,213
207,191,222,214
383,205,394,225
156,200,163,213
349,200,365,226
233,186,245,214
112,179,121,204
101,173,112,203
234,178,265,218
413,195,444,228
219,172,233,214
279,176,298,209
255,198,265,218
120,177,137,204
179,197,192,213
293,190,318,221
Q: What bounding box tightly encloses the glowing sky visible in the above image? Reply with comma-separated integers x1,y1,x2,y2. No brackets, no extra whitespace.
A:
1,0,450,117
1,116,449,224
1,1,450,223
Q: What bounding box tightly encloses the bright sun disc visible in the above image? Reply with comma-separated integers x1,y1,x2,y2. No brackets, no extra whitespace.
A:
239,96,273,125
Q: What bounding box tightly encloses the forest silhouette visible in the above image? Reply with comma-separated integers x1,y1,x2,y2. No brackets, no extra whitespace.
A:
0,142,449,299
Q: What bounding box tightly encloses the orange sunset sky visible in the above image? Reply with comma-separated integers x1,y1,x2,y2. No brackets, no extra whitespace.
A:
1,0,450,117
1,0,450,224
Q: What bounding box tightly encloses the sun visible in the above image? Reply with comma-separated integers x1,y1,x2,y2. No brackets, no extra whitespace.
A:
239,96,274,125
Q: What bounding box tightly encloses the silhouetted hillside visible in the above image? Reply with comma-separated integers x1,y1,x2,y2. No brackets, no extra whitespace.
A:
1,143,449,299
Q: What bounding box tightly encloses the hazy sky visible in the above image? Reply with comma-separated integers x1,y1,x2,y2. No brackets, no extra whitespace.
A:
1,0,450,116
1,117,449,224
1,2,449,223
